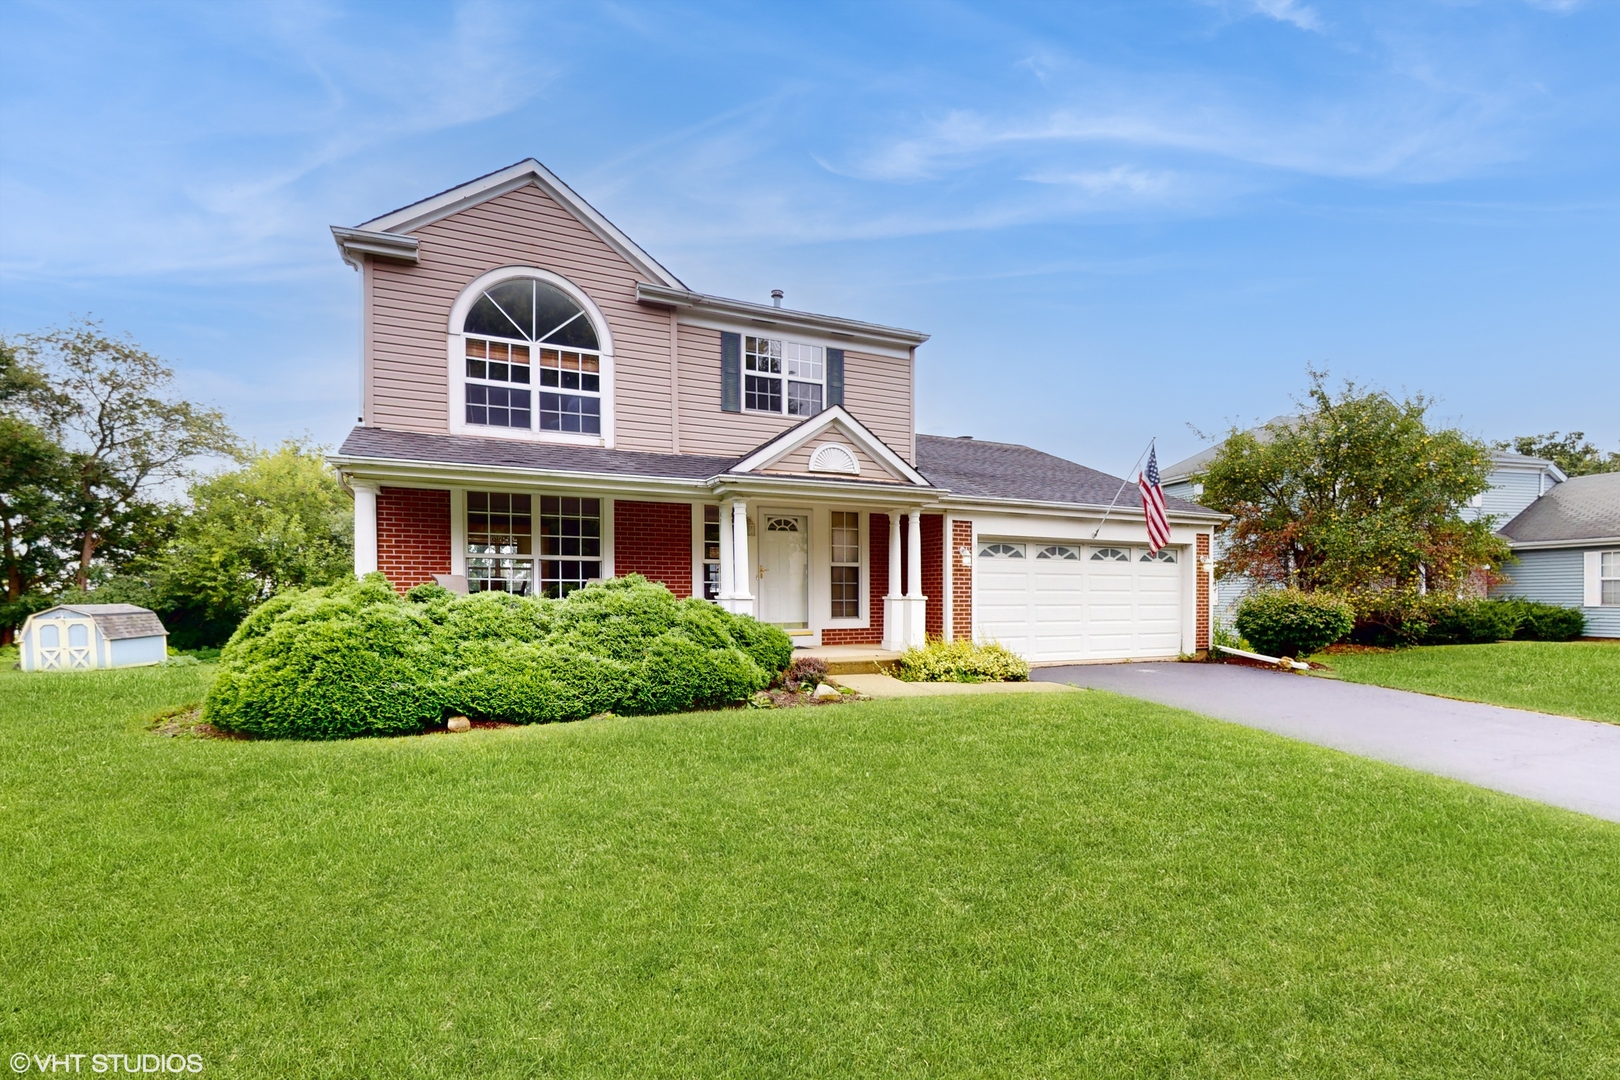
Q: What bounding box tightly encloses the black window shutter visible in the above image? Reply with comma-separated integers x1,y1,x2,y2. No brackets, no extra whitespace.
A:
826,347,844,408
720,332,741,413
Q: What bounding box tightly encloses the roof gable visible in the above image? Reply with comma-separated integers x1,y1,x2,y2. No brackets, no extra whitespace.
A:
340,159,685,288
729,407,929,486
1499,472,1620,545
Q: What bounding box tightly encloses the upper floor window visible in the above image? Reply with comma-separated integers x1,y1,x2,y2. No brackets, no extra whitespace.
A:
745,337,823,418
461,277,603,436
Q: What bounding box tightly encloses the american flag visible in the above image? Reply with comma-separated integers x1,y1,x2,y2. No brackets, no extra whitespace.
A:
1139,445,1170,553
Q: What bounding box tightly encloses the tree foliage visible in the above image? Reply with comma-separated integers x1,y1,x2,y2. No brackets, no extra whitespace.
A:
1494,431,1620,477
1197,371,1508,605
8,319,240,589
157,440,354,623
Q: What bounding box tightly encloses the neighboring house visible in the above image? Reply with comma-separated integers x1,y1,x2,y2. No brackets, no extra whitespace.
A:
1492,472,1620,639
325,159,1223,663
1160,428,1568,628
18,604,168,671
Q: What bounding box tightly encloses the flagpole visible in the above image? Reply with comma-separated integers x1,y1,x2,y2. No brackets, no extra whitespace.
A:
1091,438,1154,540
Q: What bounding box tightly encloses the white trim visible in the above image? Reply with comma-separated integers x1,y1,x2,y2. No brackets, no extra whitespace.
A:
444,266,617,448
942,514,954,641
1587,549,1605,607
1509,535,1620,551
449,488,468,576
600,496,615,580
638,282,928,351
352,480,379,576
729,405,930,486
331,226,419,267
357,159,685,289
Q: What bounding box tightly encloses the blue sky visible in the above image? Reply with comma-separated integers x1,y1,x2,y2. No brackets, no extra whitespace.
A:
2,0,1616,474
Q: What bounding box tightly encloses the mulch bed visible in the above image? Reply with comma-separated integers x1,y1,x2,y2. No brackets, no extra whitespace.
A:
148,704,251,740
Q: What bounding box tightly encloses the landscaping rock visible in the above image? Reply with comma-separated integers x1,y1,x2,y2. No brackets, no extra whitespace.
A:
813,682,841,701
447,715,471,733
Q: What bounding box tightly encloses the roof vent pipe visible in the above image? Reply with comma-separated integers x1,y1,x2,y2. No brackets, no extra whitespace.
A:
770,289,783,308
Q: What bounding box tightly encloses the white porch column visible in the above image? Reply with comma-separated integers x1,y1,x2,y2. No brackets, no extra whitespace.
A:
882,508,928,652
718,498,736,602
903,508,927,646
352,479,379,578
722,498,754,615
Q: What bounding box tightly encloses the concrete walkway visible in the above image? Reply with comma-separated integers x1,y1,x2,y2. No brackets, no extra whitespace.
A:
834,674,1083,698
1032,662,1620,823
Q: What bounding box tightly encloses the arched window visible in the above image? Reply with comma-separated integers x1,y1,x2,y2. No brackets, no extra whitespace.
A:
457,275,606,437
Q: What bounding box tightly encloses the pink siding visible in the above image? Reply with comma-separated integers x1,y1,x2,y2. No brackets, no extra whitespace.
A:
367,183,674,450
361,180,918,463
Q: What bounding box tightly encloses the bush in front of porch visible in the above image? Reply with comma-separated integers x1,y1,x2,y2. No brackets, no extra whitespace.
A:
202,574,793,739
896,638,1029,683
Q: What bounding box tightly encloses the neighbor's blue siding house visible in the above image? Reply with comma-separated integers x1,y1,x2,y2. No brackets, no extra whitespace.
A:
1492,472,1620,639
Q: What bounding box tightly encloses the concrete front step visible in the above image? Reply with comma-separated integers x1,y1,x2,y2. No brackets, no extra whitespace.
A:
795,645,904,676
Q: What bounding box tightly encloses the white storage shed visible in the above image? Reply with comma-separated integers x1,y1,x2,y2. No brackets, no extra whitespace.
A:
18,604,169,671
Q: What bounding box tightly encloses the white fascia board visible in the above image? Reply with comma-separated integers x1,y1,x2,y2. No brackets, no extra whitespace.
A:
636,283,929,351
729,406,931,486
708,474,942,507
330,227,419,268
1507,535,1620,551
355,159,685,289
935,493,1228,524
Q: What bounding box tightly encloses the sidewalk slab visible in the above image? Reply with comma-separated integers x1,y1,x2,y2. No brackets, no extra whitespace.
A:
834,674,1085,698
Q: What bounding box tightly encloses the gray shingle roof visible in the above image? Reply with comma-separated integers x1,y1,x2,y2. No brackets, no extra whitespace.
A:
336,427,1218,516
50,604,167,640
916,436,1215,515
1498,473,1620,544
337,427,736,481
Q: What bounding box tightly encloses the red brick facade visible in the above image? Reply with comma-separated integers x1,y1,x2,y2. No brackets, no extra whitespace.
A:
821,511,888,646
950,519,973,642
922,514,944,639
1195,532,1211,654
377,487,451,592
613,500,693,598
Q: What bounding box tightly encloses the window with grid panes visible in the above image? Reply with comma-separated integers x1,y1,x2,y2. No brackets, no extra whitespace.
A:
461,277,602,434
702,505,722,600
539,496,601,597
744,336,824,417
467,492,533,594
1603,551,1620,605
830,511,860,618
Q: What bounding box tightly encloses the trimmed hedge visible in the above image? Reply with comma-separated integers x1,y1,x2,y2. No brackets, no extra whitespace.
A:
895,639,1029,683
1234,589,1354,659
204,574,793,739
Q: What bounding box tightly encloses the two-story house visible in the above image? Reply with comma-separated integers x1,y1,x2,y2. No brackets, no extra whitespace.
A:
327,160,1222,663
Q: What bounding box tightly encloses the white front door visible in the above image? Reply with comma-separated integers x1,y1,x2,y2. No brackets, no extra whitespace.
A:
758,514,809,627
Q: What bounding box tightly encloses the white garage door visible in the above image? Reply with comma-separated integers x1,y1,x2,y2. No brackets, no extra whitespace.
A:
975,540,1183,662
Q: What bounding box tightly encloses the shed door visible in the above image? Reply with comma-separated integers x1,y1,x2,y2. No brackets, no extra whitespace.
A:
33,617,97,670
975,541,1182,662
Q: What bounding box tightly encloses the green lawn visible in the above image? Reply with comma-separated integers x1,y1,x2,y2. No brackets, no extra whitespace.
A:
3,664,1618,1078
1316,640,1620,724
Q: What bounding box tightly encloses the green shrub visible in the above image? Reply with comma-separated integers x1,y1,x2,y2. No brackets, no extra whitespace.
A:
203,575,445,739
896,639,1029,683
204,573,790,739
1234,589,1354,659
1511,600,1584,642
1350,596,1585,647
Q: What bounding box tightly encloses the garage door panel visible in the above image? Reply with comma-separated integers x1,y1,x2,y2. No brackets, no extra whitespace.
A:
978,538,1184,663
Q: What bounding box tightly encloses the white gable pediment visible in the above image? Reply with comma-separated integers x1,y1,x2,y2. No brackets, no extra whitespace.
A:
729,407,930,486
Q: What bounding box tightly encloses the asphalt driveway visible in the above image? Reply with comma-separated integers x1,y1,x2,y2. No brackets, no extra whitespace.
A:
1032,662,1620,823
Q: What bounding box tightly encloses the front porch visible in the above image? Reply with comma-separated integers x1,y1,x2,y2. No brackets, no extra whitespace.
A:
792,643,905,675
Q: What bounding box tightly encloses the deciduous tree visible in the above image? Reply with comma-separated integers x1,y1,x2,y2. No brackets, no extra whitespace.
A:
1495,431,1620,477
1196,371,1508,606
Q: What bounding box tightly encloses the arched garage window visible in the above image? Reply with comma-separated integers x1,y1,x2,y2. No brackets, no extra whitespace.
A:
459,276,605,436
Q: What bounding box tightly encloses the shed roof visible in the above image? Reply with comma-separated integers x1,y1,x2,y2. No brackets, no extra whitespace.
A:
1498,473,1620,545
40,604,168,640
